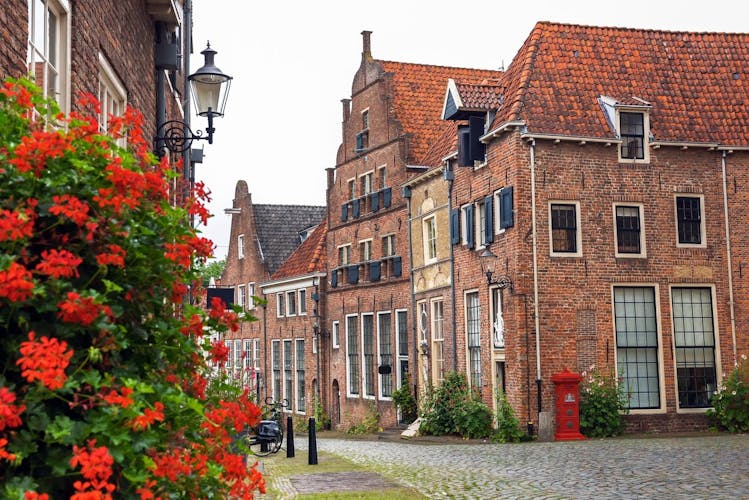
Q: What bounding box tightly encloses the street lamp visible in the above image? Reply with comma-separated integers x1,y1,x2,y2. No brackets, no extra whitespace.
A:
155,42,233,154
479,246,513,291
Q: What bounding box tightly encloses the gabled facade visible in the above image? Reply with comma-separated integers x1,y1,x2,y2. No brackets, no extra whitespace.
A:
441,22,749,434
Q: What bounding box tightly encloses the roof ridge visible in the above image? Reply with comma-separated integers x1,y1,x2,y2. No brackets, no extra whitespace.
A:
536,20,749,36
377,59,500,73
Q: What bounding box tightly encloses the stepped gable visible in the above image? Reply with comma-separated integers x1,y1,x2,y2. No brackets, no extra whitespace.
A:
492,21,749,145
253,204,326,275
271,219,328,280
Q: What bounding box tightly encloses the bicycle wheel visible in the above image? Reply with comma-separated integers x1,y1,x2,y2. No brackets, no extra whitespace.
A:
248,435,274,457
272,431,283,453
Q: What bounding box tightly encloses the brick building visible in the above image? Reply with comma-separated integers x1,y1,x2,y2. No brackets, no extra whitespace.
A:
436,22,749,434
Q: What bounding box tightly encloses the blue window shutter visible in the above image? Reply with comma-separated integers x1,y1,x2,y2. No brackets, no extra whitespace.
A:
457,125,471,167
352,199,360,218
500,187,514,229
466,205,475,249
469,116,486,163
450,208,460,245
331,270,338,288
370,191,380,212
383,187,392,208
341,203,348,221
485,195,494,244
369,260,381,281
347,264,359,284
392,256,402,277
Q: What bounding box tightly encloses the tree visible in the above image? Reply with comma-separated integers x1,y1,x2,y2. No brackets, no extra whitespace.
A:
0,79,264,498
197,258,226,286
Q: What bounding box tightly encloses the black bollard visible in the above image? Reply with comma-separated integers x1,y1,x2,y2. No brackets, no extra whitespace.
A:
308,417,318,465
286,416,295,458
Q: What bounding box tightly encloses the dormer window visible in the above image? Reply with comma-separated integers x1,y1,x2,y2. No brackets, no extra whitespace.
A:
620,112,645,160
599,96,651,164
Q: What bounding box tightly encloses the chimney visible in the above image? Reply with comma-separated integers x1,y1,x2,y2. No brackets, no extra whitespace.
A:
361,30,372,61
341,98,351,122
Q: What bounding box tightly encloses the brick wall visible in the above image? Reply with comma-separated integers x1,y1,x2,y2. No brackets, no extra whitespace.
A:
0,0,28,80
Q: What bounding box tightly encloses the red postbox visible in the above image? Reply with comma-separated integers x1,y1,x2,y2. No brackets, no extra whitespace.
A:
551,369,585,441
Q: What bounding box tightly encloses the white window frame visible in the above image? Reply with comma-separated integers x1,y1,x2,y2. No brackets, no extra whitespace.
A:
423,215,438,263
549,201,582,257
476,199,488,249
253,339,260,370
298,289,307,315
377,311,393,400
431,299,445,386
237,285,246,310
271,340,281,402
233,339,242,378
616,109,651,164
491,287,505,349
283,339,293,412
395,309,409,389
417,300,428,345
378,165,387,190
28,0,71,113
347,178,356,200
338,244,351,266
286,290,297,317
361,313,376,399
361,108,369,129
332,320,340,349
359,239,373,262
237,234,245,259
295,338,306,414
493,189,506,236
243,339,252,387
360,170,374,196
464,289,482,391
98,52,127,137
345,314,360,397
382,234,395,257
248,282,256,310
460,204,471,245
613,202,647,258
276,292,285,318
312,334,318,354
674,194,707,249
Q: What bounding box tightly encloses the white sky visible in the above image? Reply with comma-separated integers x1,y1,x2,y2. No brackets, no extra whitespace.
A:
191,0,747,260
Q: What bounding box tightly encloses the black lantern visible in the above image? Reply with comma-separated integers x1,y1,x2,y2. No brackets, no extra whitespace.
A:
479,246,513,291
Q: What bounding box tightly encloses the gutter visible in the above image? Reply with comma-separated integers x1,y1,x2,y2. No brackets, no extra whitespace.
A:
529,139,542,413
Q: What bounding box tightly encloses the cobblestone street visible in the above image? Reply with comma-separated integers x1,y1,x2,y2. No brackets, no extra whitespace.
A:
287,433,749,499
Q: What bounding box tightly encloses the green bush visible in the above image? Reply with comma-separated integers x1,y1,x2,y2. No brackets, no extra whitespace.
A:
419,371,493,438
707,354,749,432
455,397,493,439
579,368,629,438
494,387,525,443
391,377,417,424
346,401,381,434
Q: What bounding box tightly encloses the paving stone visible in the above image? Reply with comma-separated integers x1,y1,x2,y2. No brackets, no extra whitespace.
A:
290,471,399,494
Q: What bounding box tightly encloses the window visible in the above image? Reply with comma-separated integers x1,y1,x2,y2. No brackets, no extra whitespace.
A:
338,245,351,266
237,234,245,259
360,171,373,196
378,166,386,189
237,285,246,310
360,239,372,261
98,53,126,135
243,339,252,387
295,339,306,413
418,301,428,345
225,340,233,370
271,340,281,403
28,0,69,112
248,283,256,309
283,340,293,411
298,289,307,315
465,291,481,391
362,314,375,397
276,293,285,317
423,216,438,262
396,309,409,389
382,234,395,257
614,287,660,409
233,339,241,377
460,204,475,248
362,109,369,129
431,300,445,385
378,312,393,398
332,321,340,349
346,315,359,396
676,196,705,247
347,179,356,200
491,288,505,349
286,291,297,316
476,200,488,248
672,287,717,409
619,112,645,160
493,187,515,234
614,204,645,257
312,335,318,354
550,202,581,256
253,339,260,370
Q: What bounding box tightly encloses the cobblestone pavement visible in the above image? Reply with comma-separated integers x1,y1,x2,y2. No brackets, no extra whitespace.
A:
295,433,749,499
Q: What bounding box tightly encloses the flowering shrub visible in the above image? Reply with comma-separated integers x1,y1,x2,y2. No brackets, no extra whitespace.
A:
0,79,264,498
707,354,749,432
419,371,493,439
579,367,629,438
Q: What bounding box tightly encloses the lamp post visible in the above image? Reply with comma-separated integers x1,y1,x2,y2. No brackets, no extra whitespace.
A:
155,42,232,154
479,246,513,291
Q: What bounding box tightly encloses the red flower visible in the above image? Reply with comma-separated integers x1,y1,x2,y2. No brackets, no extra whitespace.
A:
0,261,34,302
95,244,126,267
24,492,50,500
70,439,116,497
35,249,83,279
0,202,36,241
179,313,204,337
0,80,33,109
0,438,15,462
17,331,74,391
58,292,112,326
129,402,164,431
0,386,25,431
9,129,74,176
209,340,229,365
101,387,134,409
49,194,90,226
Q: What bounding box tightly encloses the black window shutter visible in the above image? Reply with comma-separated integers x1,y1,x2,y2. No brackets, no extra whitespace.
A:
383,187,392,208
450,208,460,245
466,204,475,249
392,256,402,277
457,125,471,167
500,187,514,229
331,270,338,288
369,260,381,281
347,264,359,284
485,195,494,244
341,203,348,221
370,191,380,212
469,116,486,163
352,199,360,218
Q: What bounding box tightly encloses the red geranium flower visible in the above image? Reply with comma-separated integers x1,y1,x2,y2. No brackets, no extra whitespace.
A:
17,332,74,391
0,261,34,302
35,248,83,279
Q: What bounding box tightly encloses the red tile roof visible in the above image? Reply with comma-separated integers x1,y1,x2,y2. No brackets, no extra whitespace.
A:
455,81,503,111
270,220,327,280
378,61,502,163
492,22,749,145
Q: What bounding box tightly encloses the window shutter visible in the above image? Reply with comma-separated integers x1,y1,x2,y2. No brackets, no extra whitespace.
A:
450,208,460,245
485,195,494,244
369,260,381,281
469,116,486,163
370,191,380,212
341,203,348,221
392,256,402,277
355,132,364,151
457,125,471,167
466,204,475,249
383,187,392,208
347,264,359,284
352,199,360,218
500,187,514,229
331,270,338,288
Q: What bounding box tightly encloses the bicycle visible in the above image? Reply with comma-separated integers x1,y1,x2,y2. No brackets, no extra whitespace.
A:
243,397,288,456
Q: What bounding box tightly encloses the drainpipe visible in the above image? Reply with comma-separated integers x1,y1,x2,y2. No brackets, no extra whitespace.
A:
182,0,193,183
404,187,417,396
447,164,458,371
155,22,167,156
529,139,542,413
721,150,738,364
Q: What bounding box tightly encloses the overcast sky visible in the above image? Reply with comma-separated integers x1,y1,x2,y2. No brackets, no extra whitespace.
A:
190,0,747,260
